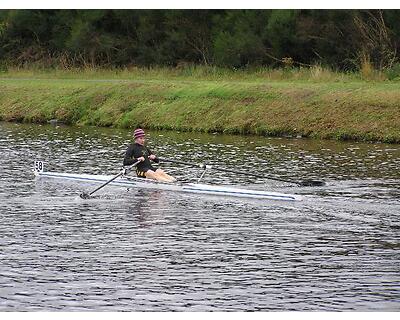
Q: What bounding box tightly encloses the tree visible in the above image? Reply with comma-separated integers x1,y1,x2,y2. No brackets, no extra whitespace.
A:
353,9,398,70
0,9,399,70
164,10,221,66
212,10,269,67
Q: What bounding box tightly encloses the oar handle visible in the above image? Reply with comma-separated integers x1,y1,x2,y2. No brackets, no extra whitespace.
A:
122,159,142,176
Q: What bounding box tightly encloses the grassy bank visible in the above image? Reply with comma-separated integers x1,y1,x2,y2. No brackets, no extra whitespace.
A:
0,68,399,143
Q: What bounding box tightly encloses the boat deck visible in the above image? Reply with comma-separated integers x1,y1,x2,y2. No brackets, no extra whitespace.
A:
34,170,303,202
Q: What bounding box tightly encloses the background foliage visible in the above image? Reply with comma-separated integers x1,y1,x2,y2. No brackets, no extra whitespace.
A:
0,9,399,73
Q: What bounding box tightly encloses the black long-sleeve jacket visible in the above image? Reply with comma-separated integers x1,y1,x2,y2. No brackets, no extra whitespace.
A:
123,143,159,171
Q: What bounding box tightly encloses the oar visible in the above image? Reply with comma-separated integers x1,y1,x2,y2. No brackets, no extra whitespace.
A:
158,158,325,187
79,160,141,199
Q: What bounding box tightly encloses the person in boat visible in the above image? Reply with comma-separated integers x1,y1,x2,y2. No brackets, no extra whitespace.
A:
123,128,176,182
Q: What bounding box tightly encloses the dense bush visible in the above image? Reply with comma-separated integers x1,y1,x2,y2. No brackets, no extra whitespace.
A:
0,9,399,72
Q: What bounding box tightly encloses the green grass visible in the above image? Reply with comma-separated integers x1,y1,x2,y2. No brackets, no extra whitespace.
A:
0,65,367,82
0,67,399,143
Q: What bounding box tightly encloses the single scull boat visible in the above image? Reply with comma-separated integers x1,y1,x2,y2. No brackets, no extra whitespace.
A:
33,161,302,201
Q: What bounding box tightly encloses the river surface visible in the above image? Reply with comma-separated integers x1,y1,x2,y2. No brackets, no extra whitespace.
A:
0,121,399,311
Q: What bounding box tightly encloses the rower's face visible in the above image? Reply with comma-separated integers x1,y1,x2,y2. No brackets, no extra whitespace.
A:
136,136,145,145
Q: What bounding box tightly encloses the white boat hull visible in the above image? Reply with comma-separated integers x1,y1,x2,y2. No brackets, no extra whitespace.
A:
34,170,302,202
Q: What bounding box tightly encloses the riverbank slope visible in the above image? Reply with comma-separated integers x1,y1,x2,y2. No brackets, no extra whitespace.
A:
0,69,399,143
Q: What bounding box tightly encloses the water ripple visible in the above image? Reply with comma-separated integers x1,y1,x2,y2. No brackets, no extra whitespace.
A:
0,122,399,311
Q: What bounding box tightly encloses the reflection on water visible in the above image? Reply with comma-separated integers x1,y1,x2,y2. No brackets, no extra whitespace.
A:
0,121,399,311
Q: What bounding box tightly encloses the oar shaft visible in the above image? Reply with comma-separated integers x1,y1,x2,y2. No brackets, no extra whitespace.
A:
85,160,141,197
215,166,301,185
159,157,314,186
158,158,205,168
89,171,124,196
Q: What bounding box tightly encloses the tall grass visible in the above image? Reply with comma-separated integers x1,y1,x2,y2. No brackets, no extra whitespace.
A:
1,64,395,83
359,54,387,81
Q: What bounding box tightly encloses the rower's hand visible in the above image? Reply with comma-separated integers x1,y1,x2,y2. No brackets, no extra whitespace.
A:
149,154,156,160
138,156,145,162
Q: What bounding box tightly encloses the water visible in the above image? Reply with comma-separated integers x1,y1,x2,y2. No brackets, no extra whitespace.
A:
1,121,399,311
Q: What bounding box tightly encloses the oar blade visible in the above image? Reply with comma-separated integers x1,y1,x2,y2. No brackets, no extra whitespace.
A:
79,192,91,199
299,180,325,187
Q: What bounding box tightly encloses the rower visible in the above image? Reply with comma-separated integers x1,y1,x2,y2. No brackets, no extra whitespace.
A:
123,128,176,183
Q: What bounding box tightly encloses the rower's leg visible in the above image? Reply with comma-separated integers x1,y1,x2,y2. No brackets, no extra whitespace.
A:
155,169,176,182
145,169,172,182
